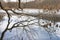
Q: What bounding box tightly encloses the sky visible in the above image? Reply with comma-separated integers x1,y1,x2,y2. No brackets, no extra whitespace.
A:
4,0,35,2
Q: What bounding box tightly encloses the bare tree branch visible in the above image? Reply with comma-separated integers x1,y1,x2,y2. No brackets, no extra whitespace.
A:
8,18,37,30
0,2,10,40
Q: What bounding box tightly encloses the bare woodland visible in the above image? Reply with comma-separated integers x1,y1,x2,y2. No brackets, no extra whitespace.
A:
0,0,60,40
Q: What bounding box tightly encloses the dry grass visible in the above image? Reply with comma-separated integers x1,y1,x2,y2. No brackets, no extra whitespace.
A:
0,13,5,21
1,0,60,10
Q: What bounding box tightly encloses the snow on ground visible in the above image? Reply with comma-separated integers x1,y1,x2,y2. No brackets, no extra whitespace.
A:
4,0,35,3
0,10,6,13
12,9,43,15
0,9,60,40
0,15,60,40
3,27,51,40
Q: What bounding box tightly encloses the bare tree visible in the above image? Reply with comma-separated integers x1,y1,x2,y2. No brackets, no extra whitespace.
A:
18,0,21,8
0,0,59,40
0,1,38,40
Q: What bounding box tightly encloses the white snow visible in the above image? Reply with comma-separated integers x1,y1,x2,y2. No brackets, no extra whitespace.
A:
0,9,60,40
4,0,35,2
